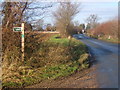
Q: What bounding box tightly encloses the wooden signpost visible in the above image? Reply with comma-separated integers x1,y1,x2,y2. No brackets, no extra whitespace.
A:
13,23,25,61
21,23,25,62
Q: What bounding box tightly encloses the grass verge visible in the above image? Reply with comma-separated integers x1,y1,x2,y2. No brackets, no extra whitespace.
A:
2,34,90,88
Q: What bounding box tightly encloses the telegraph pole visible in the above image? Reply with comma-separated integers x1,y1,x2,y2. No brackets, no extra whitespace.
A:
21,23,25,62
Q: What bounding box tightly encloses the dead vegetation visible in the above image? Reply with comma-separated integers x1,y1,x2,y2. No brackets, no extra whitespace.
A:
1,1,90,88
2,34,90,88
53,2,80,38
87,19,118,43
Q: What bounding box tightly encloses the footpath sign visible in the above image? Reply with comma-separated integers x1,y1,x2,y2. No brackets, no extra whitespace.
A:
13,27,22,32
13,23,25,62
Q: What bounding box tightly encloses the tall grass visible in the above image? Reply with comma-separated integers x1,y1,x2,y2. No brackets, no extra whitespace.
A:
2,34,89,88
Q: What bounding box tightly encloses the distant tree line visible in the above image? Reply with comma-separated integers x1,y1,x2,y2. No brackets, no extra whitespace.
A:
87,18,118,40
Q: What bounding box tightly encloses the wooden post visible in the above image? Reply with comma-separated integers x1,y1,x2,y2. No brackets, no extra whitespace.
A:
21,23,24,62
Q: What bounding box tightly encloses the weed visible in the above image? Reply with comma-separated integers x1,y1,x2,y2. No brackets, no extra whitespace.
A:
3,34,89,88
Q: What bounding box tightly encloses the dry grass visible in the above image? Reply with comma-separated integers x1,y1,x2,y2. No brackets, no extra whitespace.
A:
2,34,89,88
87,19,118,43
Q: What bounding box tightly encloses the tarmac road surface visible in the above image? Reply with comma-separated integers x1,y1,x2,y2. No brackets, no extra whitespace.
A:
73,34,119,88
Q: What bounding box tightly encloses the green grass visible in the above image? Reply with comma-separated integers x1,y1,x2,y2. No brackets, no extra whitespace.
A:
98,37,119,43
48,35,70,46
3,61,88,88
88,34,119,43
2,34,89,88
48,35,85,46
41,62,80,79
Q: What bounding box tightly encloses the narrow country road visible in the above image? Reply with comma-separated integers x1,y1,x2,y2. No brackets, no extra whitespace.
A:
27,34,119,88
74,34,119,88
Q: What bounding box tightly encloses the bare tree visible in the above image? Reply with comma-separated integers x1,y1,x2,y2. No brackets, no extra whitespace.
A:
91,19,118,39
2,2,29,52
2,2,28,29
1,1,53,51
24,2,53,24
85,14,100,29
53,2,80,38
2,1,54,30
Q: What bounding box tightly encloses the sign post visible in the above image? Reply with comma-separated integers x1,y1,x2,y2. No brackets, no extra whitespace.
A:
13,23,25,62
21,23,25,62
13,27,22,32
